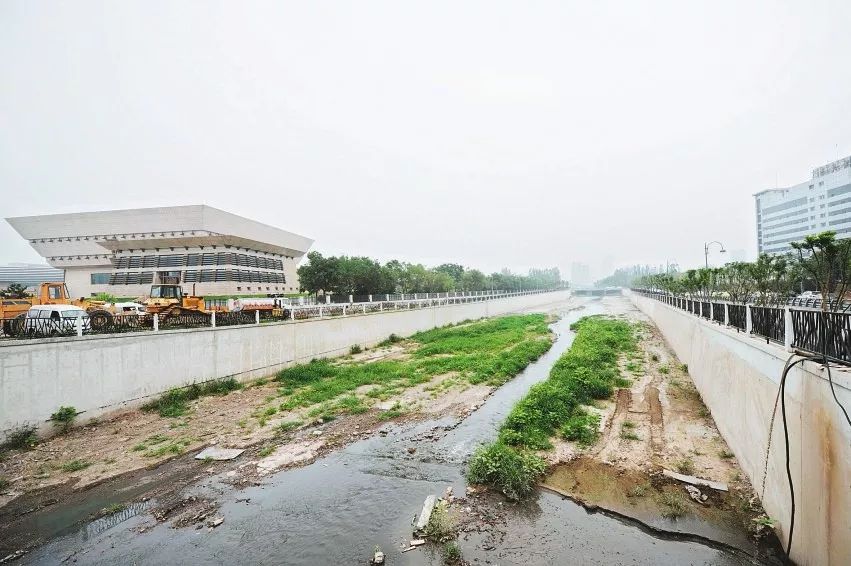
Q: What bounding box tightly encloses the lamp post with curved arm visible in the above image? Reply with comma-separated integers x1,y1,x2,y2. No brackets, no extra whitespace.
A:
704,241,726,269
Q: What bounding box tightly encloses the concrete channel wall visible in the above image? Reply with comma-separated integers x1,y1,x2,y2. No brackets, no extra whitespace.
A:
0,290,570,438
630,292,851,565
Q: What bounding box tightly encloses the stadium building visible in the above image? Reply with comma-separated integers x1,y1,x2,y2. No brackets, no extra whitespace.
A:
6,205,313,298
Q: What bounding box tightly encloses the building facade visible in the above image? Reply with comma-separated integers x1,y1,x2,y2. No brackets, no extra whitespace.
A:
755,155,851,255
6,205,313,298
0,263,65,292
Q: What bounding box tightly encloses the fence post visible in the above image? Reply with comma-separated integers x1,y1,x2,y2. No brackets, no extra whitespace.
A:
154,313,159,332
708,302,713,322
76,315,83,337
784,307,793,352
724,303,729,326
211,311,216,328
326,295,331,304
319,306,323,318
348,294,353,304
255,309,260,324
745,305,752,334
343,305,347,317
368,294,372,303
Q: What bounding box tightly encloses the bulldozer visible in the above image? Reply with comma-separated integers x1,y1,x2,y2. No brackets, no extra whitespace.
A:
0,282,113,335
143,284,211,325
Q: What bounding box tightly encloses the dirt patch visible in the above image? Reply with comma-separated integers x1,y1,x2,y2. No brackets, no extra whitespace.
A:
542,296,780,555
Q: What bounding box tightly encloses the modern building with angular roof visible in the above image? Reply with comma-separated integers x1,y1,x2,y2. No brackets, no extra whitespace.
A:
6,205,313,298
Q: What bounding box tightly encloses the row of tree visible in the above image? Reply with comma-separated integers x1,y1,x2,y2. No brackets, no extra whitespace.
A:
634,232,851,312
296,252,566,296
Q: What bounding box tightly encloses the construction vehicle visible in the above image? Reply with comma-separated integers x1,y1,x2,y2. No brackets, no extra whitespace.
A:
0,282,113,335
142,284,211,324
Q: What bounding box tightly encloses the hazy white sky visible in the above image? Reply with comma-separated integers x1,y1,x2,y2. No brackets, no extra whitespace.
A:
2,1,850,279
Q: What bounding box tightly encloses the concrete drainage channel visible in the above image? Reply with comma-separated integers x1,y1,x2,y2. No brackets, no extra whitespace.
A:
12,300,771,565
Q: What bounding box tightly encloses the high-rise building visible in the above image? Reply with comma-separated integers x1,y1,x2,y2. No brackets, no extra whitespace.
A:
571,262,592,287
754,155,851,255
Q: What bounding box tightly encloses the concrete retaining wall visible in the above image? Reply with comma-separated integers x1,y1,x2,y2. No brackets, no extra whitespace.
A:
0,290,570,437
631,292,851,565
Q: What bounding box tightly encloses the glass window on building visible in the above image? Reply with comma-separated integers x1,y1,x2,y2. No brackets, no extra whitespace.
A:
91,273,111,284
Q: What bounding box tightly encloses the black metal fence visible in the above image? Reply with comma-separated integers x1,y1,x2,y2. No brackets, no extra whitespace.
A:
711,303,725,325
750,306,785,344
728,304,747,332
790,309,851,364
630,289,851,365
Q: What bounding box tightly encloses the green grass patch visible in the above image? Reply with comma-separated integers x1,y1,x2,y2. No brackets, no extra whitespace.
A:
277,420,302,433
559,411,600,446
467,441,547,500
498,316,636,450
378,401,407,420
141,378,242,418
143,438,192,458
273,315,553,413
61,459,91,472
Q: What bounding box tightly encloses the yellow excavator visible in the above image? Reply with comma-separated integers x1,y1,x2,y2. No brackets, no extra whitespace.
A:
0,282,113,335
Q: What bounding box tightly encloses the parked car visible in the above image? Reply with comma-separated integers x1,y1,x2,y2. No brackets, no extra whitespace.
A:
21,304,91,337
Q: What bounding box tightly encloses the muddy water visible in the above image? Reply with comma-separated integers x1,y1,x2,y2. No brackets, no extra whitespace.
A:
21,300,758,565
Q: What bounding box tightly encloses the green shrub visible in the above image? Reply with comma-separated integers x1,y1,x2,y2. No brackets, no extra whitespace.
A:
0,424,38,451
50,406,77,432
467,441,547,500
658,491,688,518
349,344,363,355
424,500,455,541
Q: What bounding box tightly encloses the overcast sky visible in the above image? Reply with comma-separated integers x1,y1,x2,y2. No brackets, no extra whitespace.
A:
2,1,850,280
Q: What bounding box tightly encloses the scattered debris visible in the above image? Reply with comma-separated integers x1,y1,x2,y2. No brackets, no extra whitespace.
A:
207,516,224,528
194,447,244,461
409,539,426,547
683,484,708,504
371,548,385,564
663,469,728,492
414,494,437,533
0,550,27,564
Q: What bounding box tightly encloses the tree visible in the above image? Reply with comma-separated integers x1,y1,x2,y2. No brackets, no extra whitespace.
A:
434,264,465,288
790,231,851,312
1,283,29,299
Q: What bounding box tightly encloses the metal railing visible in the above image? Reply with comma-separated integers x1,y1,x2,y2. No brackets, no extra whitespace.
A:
790,309,851,364
630,288,851,365
750,306,785,344
0,288,565,342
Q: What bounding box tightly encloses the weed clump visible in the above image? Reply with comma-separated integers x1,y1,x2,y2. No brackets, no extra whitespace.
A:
378,333,402,347
658,491,689,518
424,500,455,541
277,420,302,433
349,344,362,355
441,541,462,564
0,424,38,451
675,457,695,475
467,441,547,500
559,411,600,446
61,459,91,472
141,378,242,417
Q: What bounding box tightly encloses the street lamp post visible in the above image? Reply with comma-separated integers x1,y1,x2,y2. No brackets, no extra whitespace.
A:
704,241,726,268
